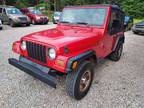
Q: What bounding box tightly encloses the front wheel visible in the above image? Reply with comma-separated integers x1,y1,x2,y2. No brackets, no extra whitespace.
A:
10,20,15,27
44,22,48,25
26,23,30,26
66,61,94,100
108,43,123,61
133,31,138,34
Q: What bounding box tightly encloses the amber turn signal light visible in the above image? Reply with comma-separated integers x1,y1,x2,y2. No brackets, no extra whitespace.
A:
72,61,78,69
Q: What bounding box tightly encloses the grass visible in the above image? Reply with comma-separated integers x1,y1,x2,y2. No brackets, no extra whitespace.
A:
134,18,144,24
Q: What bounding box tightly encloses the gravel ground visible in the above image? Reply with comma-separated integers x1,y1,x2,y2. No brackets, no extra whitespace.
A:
0,24,144,108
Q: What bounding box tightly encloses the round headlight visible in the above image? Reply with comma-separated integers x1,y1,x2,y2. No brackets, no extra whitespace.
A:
36,16,41,20
48,48,56,59
21,41,26,50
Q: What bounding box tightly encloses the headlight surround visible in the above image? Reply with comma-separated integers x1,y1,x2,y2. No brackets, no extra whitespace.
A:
12,16,18,20
21,41,26,50
48,48,56,60
36,16,41,20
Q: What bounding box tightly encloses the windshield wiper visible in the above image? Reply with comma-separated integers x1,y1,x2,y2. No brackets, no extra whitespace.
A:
76,22,88,25
59,21,70,24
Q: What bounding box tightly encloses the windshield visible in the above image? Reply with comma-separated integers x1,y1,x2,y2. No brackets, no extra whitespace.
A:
30,10,42,15
6,8,22,15
60,8,107,26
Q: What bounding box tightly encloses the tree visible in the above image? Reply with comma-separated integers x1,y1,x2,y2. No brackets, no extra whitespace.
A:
2,0,144,18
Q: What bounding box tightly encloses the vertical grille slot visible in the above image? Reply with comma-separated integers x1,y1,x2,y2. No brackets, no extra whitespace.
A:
26,42,46,63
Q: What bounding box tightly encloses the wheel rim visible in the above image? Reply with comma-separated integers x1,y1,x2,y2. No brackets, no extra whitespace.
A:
79,70,92,93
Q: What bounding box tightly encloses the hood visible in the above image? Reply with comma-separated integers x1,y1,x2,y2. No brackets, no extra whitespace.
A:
35,14,47,17
136,21,144,26
9,14,27,18
22,26,102,53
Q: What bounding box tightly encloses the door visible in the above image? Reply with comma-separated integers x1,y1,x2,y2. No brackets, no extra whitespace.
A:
2,8,9,23
103,8,123,57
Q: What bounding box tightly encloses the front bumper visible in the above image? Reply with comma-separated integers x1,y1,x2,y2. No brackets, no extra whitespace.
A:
133,29,144,34
35,19,49,24
8,57,57,88
132,27,144,34
13,20,31,25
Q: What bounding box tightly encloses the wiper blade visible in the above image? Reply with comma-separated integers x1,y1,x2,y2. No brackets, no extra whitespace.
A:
76,22,88,25
59,21,70,24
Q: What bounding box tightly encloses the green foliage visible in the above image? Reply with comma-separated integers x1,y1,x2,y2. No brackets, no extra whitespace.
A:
134,18,144,24
117,0,144,18
42,11,54,21
3,0,144,19
15,0,29,8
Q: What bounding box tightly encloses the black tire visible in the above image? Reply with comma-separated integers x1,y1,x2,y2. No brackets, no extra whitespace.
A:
124,25,127,31
53,21,56,24
26,23,30,26
1,21,4,24
66,61,94,100
44,22,48,25
108,43,123,61
10,20,15,27
133,31,138,34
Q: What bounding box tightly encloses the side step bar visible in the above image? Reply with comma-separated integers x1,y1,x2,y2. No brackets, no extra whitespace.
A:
8,58,57,88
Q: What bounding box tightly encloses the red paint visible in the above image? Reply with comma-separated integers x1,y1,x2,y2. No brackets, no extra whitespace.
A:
20,8,49,24
12,5,124,73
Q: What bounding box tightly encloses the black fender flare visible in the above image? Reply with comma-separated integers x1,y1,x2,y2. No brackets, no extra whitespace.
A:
113,35,125,51
66,50,96,73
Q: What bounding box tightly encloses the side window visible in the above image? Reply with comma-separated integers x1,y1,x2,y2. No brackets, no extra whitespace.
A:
3,9,6,14
108,9,123,35
0,8,2,13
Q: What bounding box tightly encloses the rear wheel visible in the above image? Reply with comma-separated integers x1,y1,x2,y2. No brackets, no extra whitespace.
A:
66,61,94,100
109,43,123,61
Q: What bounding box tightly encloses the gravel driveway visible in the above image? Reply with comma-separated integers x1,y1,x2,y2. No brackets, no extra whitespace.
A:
0,24,144,108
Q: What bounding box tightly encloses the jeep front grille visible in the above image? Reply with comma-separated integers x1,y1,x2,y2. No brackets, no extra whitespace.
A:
26,42,46,63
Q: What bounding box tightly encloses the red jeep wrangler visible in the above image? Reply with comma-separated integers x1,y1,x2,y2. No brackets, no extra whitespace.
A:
9,4,125,100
